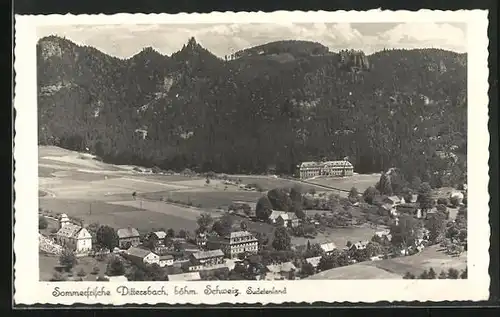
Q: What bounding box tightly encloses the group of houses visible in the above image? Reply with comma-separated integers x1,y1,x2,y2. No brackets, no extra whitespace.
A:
298,160,354,179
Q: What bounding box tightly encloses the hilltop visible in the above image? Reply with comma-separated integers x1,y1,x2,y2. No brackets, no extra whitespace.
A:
37,36,467,187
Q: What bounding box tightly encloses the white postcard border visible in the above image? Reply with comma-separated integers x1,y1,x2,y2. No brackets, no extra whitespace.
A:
14,10,490,305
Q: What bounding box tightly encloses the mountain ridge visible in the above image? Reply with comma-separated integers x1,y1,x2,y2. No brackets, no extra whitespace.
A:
37,35,467,188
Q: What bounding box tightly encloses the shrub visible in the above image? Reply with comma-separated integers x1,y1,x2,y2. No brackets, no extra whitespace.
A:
437,198,449,205
77,268,86,277
51,271,66,282
39,216,48,230
91,266,100,275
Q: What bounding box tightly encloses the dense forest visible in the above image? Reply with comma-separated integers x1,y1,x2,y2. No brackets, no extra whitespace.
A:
37,36,467,187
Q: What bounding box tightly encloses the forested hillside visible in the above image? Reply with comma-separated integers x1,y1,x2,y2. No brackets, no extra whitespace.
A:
37,36,467,187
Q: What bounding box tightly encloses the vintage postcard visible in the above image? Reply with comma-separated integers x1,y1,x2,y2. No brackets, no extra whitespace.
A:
14,10,490,305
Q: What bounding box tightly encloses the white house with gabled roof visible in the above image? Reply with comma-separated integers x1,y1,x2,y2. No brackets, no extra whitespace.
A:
54,214,92,254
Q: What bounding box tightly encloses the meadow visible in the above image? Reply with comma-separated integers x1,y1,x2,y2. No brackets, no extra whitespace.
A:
306,246,467,280
306,173,381,193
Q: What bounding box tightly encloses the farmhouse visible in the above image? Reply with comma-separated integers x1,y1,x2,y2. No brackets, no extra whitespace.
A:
383,195,405,206
186,249,225,271
305,256,322,269
320,242,337,255
265,262,297,280
146,231,167,246
54,214,92,254
268,210,285,224
350,241,369,251
380,203,398,216
276,212,300,228
124,246,160,265
167,272,202,281
116,227,140,249
207,231,258,259
298,160,354,179
158,254,174,267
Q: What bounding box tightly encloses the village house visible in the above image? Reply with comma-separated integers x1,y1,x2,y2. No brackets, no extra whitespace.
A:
305,256,322,270
383,195,405,207
158,254,174,267
380,203,398,216
186,249,225,271
298,160,354,179
124,246,160,266
167,272,202,281
320,242,337,255
207,231,258,259
147,231,167,245
350,241,369,251
265,262,297,280
374,229,392,242
268,210,285,224
409,194,419,203
54,214,92,255
276,212,300,228
116,227,141,249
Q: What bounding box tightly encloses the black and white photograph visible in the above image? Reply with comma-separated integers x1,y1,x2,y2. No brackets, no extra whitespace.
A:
13,10,490,305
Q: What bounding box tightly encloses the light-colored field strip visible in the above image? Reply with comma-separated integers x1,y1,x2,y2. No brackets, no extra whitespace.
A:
107,200,202,221
118,177,191,190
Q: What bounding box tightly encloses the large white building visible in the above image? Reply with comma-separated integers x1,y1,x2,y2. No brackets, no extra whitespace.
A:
298,160,354,179
54,214,92,254
207,231,258,259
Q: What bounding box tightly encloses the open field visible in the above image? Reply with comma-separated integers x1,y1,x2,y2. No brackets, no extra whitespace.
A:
364,245,467,276
142,190,264,209
39,253,112,281
306,245,466,280
291,224,382,248
233,175,335,193
306,173,381,193
306,263,402,279
39,198,199,232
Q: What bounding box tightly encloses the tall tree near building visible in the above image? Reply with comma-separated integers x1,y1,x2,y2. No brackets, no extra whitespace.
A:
96,225,119,250
272,227,291,251
417,182,434,211
256,196,273,220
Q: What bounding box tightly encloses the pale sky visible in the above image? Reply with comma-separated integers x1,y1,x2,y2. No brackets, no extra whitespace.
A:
37,22,467,58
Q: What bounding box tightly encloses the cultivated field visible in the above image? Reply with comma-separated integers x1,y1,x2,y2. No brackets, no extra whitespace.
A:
38,146,384,242
291,224,385,248
142,190,264,209
306,173,381,193
306,245,467,280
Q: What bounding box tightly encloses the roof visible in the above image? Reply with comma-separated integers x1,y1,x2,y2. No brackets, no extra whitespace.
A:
279,213,297,221
106,275,128,282
126,246,154,259
228,231,254,239
380,203,393,211
56,223,83,238
168,272,202,281
305,256,322,268
352,241,369,249
117,227,140,239
159,254,174,260
152,231,167,239
300,161,353,169
192,249,224,260
320,242,337,253
267,262,296,273
385,196,401,203
269,210,285,220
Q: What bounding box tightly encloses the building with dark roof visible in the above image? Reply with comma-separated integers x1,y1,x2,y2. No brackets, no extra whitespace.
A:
117,227,140,249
